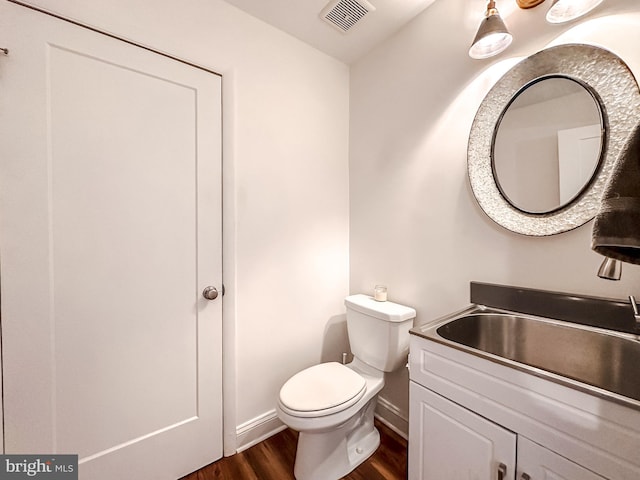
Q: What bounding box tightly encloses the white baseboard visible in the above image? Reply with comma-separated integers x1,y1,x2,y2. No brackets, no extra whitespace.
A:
375,396,408,440
234,397,408,454
235,409,286,453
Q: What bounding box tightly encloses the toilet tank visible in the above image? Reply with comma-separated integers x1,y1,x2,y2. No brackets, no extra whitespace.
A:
344,294,416,372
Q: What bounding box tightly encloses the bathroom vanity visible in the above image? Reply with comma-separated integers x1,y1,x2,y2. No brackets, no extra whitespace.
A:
408,283,640,480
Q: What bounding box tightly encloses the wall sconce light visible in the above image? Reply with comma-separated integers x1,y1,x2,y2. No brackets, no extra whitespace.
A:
469,0,605,60
468,1,513,60
546,0,604,24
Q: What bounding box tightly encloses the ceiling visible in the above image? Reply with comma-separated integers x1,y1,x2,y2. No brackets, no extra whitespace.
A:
222,0,438,64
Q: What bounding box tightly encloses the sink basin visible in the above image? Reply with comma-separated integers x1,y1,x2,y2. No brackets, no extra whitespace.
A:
424,310,640,405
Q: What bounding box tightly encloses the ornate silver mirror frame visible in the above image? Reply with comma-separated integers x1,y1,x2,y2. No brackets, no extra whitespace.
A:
468,44,640,236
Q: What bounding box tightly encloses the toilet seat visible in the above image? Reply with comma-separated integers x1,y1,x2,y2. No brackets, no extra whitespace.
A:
279,362,366,418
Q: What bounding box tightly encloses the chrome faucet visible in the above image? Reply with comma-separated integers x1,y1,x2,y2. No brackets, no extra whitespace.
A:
630,296,640,331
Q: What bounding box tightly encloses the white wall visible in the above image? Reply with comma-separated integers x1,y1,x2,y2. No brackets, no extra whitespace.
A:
350,0,640,429
14,0,351,452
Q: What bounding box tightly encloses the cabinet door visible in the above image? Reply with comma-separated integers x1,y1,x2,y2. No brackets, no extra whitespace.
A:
409,382,517,480
517,437,606,480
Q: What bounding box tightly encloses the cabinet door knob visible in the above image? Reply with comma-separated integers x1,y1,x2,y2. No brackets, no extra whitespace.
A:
498,463,507,480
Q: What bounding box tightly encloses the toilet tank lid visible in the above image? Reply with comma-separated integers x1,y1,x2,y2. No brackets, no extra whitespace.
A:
345,294,416,322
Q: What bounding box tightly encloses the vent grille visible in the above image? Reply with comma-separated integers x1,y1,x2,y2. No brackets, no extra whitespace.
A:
321,0,375,33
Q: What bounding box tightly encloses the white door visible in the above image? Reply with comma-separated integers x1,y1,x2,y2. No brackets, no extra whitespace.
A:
0,3,223,479
517,437,606,480
408,382,517,480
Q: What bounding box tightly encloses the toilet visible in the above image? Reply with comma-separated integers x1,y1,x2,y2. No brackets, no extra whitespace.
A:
276,294,416,480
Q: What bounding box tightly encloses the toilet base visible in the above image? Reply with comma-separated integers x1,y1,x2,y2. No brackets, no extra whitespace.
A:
293,397,380,480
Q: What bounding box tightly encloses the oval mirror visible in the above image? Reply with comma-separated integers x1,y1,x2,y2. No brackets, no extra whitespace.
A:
493,76,603,214
468,44,640,236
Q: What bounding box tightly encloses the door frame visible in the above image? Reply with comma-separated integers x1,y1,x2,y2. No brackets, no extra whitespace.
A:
1,0,240,459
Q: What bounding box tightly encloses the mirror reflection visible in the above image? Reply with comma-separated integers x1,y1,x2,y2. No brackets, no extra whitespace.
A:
492,76,603,214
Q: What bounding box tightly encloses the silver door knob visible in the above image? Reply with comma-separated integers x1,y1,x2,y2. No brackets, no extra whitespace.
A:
202,286,219,300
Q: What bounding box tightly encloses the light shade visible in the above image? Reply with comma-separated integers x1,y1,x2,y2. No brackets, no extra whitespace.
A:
597,257,622,281
469,2,513,60
546,0,604,24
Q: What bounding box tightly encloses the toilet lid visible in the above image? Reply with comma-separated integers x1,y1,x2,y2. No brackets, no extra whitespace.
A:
279,362,366,413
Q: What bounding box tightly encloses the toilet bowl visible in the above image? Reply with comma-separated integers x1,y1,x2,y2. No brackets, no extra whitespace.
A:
276,294,416,480
276,359,384,480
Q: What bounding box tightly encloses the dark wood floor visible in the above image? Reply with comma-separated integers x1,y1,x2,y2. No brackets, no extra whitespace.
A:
181,419,407,479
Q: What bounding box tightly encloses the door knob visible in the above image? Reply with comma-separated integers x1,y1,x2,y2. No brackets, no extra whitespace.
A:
202,286,219,300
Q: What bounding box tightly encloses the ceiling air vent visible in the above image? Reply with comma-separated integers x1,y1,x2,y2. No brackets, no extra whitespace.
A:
320,0,376,34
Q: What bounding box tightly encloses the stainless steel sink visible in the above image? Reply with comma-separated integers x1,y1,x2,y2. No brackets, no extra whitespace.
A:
415,307,640,407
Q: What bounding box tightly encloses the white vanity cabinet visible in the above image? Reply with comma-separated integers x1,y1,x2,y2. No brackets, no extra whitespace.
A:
408,335,640,480
409,382,605,480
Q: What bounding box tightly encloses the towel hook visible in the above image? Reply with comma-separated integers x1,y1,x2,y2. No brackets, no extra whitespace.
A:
0,47,8,55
